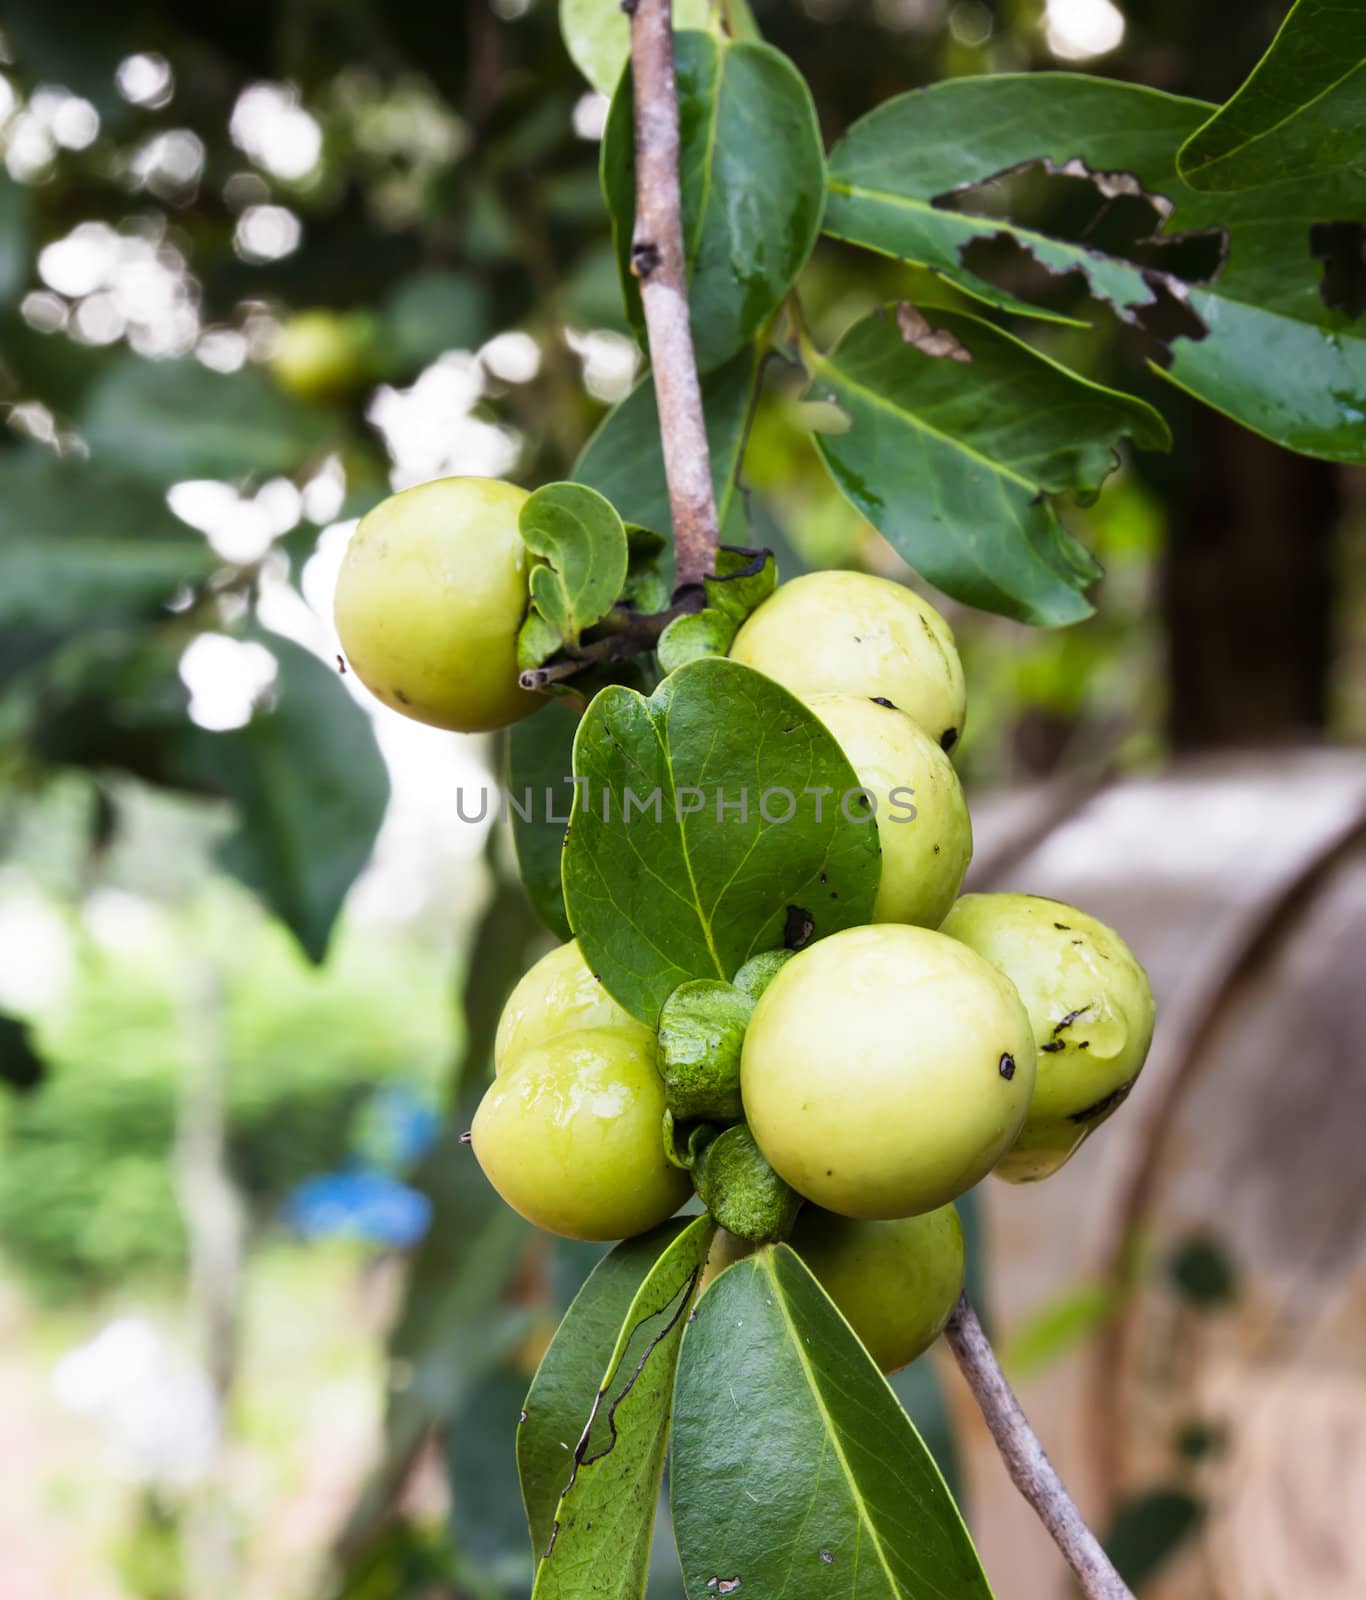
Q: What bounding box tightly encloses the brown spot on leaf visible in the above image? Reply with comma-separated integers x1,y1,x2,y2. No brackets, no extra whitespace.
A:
784,905,815,951
896,302,973,362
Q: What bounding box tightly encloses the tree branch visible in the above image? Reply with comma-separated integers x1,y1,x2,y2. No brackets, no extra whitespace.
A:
944,1294,1134,1600
626,0,720,592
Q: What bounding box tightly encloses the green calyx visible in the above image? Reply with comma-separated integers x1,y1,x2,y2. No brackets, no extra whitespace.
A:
656,978,755,1123
693,1125,802,1244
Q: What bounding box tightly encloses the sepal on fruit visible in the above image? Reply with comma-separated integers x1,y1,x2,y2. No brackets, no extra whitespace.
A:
656,978,755,1122
693,1124,802,1244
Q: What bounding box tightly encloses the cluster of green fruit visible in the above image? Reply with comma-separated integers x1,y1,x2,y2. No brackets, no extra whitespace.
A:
335,476,1155,1374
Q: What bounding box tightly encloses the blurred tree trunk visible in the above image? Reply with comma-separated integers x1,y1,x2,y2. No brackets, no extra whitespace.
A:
1161,408,1340,751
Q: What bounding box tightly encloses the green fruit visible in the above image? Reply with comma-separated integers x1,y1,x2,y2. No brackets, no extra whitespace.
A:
699,1206,965,1375
270,309,374,402
790,1204,964,1373
940,893,1155,1182
494,940,637,1073
334,476,541,733
741,924,1035,1218
471,1025,690,1241
729,571,966,754
804,693,971,928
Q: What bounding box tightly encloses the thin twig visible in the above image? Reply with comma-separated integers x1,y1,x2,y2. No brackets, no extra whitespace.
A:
944,1294,1134,1600
626,0,720,591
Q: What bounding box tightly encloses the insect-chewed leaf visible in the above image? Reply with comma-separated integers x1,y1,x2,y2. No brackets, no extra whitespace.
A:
671,1246,993,1600
806,303,1169,625
602,32,824,373
823,73,1366,462
1177,0,1366,192
519,1216,714,1600
519,483,630,664
562,657,882,1026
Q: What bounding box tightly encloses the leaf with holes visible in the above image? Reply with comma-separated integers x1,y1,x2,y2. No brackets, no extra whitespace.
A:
806,303,1169,625
171,636,388,962
823,73,1366,461
518,483,630,670
575,343,763,550
1178,0,1366,192
671,1245,993,1600
602,31,824,373
562,657,881,1026
519,1216,714,1599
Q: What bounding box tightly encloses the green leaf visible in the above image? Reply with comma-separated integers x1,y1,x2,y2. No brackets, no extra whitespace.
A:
622,524,672,614
562,657,882,1026
0,177,29,309
0,1013,46,1094
172,637,388,962
806,304,1168,625
823,73,1366,461
603,32,825,373
671,1246,993,1600
657,546,777,671
0,451,217,625
559,0,714,96
81,356,334,485
1178,0,1366,191
520,1216,714,1598
574,343,762,547
519,483,631,665
1102,1488,1205,1591
380,269,491,372
887,1361,962,1511
448,1364,537,1593
509,698,579,941
998,1280,1116,1381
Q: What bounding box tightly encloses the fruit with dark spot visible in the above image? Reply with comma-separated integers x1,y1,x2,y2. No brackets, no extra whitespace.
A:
803,693,971,928
471,1025,690,1240
740,924,1035,1218
335,476,540,732
729,571,966,752
940,893,1155,1182
494,940,637,1072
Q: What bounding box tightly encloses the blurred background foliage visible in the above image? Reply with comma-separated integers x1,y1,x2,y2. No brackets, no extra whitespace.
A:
0,0,1361,1596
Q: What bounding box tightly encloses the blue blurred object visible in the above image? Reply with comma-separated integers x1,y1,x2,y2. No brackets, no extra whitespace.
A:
287,1168,433,1247
354,1083,443,1172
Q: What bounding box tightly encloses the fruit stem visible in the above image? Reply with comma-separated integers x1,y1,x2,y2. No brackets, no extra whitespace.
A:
625,0,721,593
944,1293,1135,1600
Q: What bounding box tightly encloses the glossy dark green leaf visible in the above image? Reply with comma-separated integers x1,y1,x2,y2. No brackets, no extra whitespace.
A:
509,698,579,941
671,1246,993,1600
823,73,1366,461
519,483,630,664
657,547,777,671
171,637,388,962
519,1216,714,1598
1178,0,1366,191
0,451,217,625
81,356,334,485
562,657,881,1026
574,343,763,550
603,32,824,373
560,0,713,96
622,524,672,615
807,304,1168,624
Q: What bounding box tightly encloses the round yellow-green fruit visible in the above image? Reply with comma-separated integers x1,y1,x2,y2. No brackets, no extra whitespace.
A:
741,924,1036,1219
270,309,374,402
334,476,540,733
471,1025,690,1241
940,893,1155,1183
730,571,967,754
699,1205,964,1374
494,940,636,1073
804,693,971,928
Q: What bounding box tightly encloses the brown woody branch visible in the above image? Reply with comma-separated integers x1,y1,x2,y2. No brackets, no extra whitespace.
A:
944,1295,1135,1600
625,0,720,592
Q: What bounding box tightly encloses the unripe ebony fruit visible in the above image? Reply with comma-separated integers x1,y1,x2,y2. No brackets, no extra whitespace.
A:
741,924,1035,1218
334,476,541,733
729,571,966,754
494,940,636,1073
940,893,1155,1182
